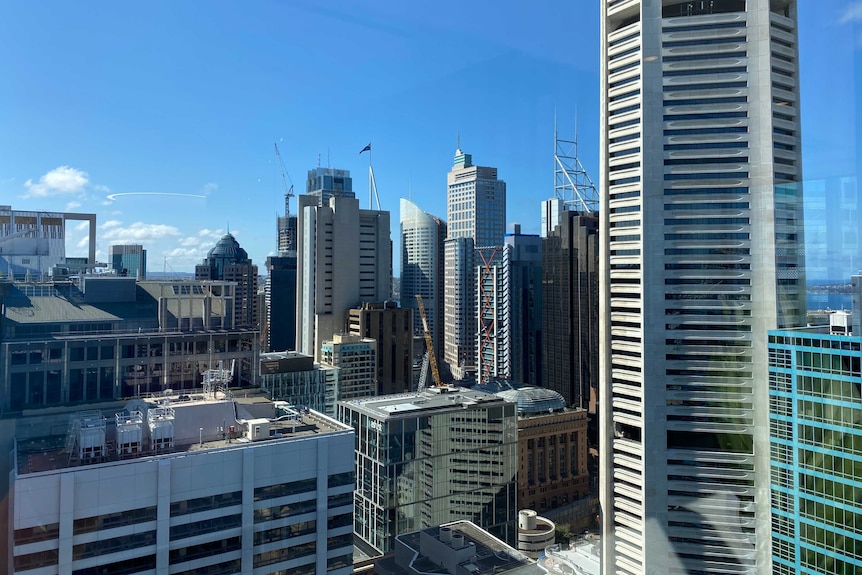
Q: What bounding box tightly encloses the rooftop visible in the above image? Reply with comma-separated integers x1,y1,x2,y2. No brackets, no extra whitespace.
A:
15,392,349,476
496,387,567,415
340,386,511,419
378,520,542,575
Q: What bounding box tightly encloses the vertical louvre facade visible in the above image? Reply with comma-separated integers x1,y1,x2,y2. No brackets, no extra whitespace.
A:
599,1,805,574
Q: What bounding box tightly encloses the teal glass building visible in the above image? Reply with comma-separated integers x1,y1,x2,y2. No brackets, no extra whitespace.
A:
768,326,862,574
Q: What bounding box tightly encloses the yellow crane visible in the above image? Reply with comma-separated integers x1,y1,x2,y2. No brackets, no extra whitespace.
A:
415,294,442,389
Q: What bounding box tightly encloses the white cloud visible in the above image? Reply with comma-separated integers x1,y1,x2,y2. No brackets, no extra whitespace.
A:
201,182,218,195
74,221,90,232
198,228,224,238
64,201,82,211
179,236,201,247
101,221,181,243
841,1,862,23
77,236,90,249
24,166,89,197
101,220,122,229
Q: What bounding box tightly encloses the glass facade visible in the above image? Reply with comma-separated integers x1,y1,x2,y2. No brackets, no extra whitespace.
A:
769,329,862,575
338,393,518,553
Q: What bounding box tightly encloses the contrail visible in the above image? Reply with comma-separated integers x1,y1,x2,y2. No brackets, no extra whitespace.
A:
106,192,207,200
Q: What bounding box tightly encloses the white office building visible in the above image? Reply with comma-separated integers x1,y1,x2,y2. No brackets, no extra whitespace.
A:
296,193,391,362
10,398,355,575
599,1,805,574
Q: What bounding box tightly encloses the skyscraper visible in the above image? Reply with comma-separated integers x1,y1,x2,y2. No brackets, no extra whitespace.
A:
504,227,543,387
542,212,599,410
109,244,147,279
347,301,414,395
264,254,297,352
767,325,862,575
444,148,506,380
400,198,447,359
599,2,805,574
195,233,259,329
295,189,391,362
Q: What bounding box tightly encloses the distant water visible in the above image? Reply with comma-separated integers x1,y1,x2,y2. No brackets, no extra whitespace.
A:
807,292,852,311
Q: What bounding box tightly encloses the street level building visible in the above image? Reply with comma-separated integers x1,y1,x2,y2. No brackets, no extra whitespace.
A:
598,2,806,574
496,387,589,513
338,387,518,554
768,326,862,575
9,398,355,575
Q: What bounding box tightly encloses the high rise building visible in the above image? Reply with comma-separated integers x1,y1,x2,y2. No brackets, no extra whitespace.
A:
542,212,599,410
504,227,543,387
338,387,518,554
10,399,355,575
295,191,391,361
443,237,476,380
400,198,447,359
476,246,505,382
305,166,355,204
109,244,147,279
195,233,259,329
322,333,377,401
347,301,414,395
444,148,506,380
599,2,805,574
768,326,862,574
0,205,96,279
264,254,297,352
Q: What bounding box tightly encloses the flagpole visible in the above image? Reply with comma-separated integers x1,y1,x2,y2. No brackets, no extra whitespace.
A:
368,145,373,210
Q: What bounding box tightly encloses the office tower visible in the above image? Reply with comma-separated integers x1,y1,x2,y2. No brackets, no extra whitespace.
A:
264,254,297,352
476,246,505,382
400,198,447,359
0,277,258,413
542,212,599,410
599,2,805,574
852,271,862,336
305,166,355,204
296,191,391,361
495,387,589,515
10,400,355,575
540,198,564,239
443,237,476,380
444,148,506,381
0,205,96,278
347,301,414,395
768,327,862,574
504,227,543,387
195,233,259,329
322,334,377,401
337,387,518,554
259,351,340,415
109,243,147,279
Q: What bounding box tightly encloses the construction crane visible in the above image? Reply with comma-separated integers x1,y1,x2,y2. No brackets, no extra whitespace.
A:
415,294,442,389
274,143,294,217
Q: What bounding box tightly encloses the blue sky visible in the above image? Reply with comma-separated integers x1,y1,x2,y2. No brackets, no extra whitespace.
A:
1,1,860,276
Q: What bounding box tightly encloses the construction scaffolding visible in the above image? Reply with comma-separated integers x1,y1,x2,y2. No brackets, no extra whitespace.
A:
554,127,598,213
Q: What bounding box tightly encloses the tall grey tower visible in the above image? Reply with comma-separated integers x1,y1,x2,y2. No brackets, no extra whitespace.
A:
598,2,805,575
443,148,506,381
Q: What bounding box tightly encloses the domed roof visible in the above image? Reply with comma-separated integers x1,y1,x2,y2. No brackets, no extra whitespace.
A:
207,233,248,260
496,386,566,414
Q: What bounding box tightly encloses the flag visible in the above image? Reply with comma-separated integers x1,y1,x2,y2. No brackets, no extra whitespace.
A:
359,142,371,154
